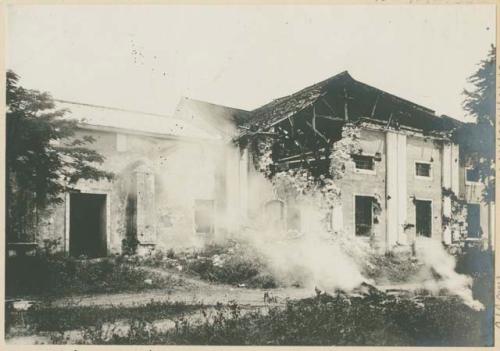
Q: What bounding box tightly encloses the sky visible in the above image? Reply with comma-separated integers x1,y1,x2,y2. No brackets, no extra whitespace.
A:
7,4,496,120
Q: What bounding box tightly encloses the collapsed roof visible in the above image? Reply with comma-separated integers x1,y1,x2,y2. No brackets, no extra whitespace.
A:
242,71,463,135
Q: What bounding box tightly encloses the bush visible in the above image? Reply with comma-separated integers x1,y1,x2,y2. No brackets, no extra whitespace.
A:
181,243,272,286
364,251,423,284
65,291,491,346
8,301,198,333
5,253,176,297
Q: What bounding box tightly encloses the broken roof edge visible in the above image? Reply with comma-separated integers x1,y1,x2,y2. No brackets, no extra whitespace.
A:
243,70,465,133
250,70,352,113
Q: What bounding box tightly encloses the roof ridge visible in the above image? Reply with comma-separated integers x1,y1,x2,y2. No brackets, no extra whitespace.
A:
251,70,352,112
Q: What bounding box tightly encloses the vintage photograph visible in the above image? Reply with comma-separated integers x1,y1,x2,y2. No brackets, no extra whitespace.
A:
4,3,496,346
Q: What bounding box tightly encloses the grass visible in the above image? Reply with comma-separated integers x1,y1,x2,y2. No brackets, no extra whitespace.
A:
51,290,492,346
6,253,184,298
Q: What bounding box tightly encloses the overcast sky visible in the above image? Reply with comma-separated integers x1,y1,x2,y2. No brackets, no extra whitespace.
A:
7,4,495,120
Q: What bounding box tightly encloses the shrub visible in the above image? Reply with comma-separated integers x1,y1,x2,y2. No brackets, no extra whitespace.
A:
181,243,271,286
5,254,177,297
65,291,490,346
15,301,198,333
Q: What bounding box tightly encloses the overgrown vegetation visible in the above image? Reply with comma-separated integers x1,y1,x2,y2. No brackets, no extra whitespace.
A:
49,291,491,346
6,253,184,298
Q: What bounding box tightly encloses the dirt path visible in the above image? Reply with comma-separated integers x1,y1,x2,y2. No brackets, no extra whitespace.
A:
51,266,314,308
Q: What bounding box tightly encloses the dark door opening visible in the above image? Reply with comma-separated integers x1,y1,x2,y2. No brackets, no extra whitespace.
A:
355,196,373,236
466,203,481,238
70,193,107,258
415,199,432,237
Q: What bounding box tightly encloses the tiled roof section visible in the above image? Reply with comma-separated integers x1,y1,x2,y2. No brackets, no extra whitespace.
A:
246,71,352,130
55,100,219,140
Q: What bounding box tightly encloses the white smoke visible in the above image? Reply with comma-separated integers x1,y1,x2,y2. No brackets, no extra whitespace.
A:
235,168,483,310
414,237,483,310
153,136,483,310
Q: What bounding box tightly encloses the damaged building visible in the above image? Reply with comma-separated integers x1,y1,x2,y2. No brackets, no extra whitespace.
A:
12,71,495,257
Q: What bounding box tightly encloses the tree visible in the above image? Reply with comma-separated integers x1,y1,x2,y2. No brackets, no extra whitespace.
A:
454,45,496,202
6,70,113,242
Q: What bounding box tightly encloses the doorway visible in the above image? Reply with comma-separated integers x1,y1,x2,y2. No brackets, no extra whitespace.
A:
69,193,107,257
415,199,432,237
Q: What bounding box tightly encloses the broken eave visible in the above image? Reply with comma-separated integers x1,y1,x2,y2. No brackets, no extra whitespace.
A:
238,71,463,141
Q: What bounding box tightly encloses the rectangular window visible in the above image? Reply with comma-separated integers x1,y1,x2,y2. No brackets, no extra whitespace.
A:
355,196,373,236
466,204,481,238
415,200,432,237
352,155,375,171
466,167,480,183
194,200,215,234
415,162,431,177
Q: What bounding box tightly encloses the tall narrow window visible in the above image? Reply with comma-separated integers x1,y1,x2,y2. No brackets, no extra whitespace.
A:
466,204,481,238
355,196,373,236
195,200,215,234
415,200,432,237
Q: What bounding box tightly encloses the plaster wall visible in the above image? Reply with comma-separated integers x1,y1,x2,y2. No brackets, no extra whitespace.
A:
43,128,225,255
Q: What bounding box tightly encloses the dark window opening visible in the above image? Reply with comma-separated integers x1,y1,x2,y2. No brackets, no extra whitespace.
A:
466,167,480,183
70,193,107,258
415,163,431,177
415,200,432,237
195,200,215,234
352,155,375,171
355,196,373,236
466,204,481,238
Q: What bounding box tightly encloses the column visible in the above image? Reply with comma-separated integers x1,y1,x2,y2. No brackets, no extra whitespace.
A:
442,142,452,244
239,148,249,222
385,131,407,250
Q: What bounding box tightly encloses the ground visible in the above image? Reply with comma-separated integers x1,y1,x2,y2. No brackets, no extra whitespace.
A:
5,245,493,346
6,263,312,344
